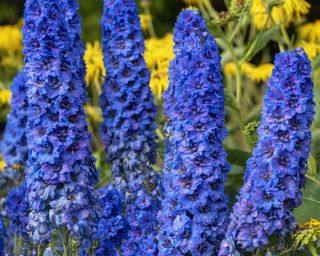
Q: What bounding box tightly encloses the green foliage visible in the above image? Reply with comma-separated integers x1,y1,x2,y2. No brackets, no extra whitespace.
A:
243,121,260,150
294,173,320,223
241,25,280,63
293,219,320,255
307,155,317,177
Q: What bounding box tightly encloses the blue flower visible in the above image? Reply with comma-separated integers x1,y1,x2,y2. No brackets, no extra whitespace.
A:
23,0,100,244
100,0,162,254
100,0,158,191
219,48,315,255
159,10,230,255
0,71,28,195
0,218,6,255
94,185,127,256
64,0,87,96
3,181,29,238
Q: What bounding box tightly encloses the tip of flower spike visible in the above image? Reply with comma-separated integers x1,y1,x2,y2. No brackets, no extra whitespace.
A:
177,9,203,24
273,47,311,75
173,9,211,55
185,6,200,12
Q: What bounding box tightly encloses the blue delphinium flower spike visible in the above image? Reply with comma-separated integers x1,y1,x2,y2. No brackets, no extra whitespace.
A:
0,218,6,255
23,0,100,244
158,10,230,256
100,0,162,255
3,181,29,238
219,48,315,255
100,0,158,191
94,184,127,256
0,71,27,195
64,0,87,93
2,181,30,254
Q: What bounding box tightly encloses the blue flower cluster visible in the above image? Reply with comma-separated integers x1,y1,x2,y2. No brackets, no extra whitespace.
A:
3,182,29,238
0,71,28,195
121,170,162,256
100,0,158,191
0,218,6,255
94,185,127,256
64,0,87,94
100,0,162,255
159,10,230,256
219,49,315,255
23,0,99,243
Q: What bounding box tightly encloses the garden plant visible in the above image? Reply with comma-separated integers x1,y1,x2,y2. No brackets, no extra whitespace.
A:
0,0,319,255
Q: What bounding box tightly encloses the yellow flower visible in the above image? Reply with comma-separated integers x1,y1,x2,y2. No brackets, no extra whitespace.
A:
298,20,320,43
150,70,169,101
85,105,103,123
145,34,174,70
0,24,22,52
251,0,310,30
223,62,273,82
245,63,274,82
0,89,12,106
223,62,237,76
296,41,320,60
145,34,174,99
84,41,106,85
139,14,152,31
0,160,5,172
294,219,320,250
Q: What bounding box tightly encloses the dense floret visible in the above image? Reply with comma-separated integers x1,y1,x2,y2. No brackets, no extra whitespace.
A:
0,71,28,195
23,0,100,243
158,10,230,256
100,0,162,254
219,48,315,255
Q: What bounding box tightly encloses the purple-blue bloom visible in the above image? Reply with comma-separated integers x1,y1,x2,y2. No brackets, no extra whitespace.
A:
64,0,87,95
0,218,6,255
219,49,315,255
23,0,100,244
94,185,127,256
0,71,27,195
100,0,162,255
3,181,29,238
2,181,31,254
158,10,230,256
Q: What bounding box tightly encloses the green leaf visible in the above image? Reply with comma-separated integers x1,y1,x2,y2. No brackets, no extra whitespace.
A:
312,54,320,71
243,121,260,150
206,21,224,38
224,89,239,111
294,173,320,223
241,25,280,63
226,148,251,167
308,155,317,177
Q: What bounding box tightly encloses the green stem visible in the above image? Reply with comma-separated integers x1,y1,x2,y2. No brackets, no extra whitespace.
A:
61,229,73,256
38,245,45,256
302,196,320,206
217,28,249,150
279,248,293,255
14,236,23,256
203,0,219,20
197,0,210,19
308,244,319,256
156,128,165,140
143,6,157,38
229,17,243,42
235,63,241,105
280,25,293,49
306,174,320,187
229,102,262,133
